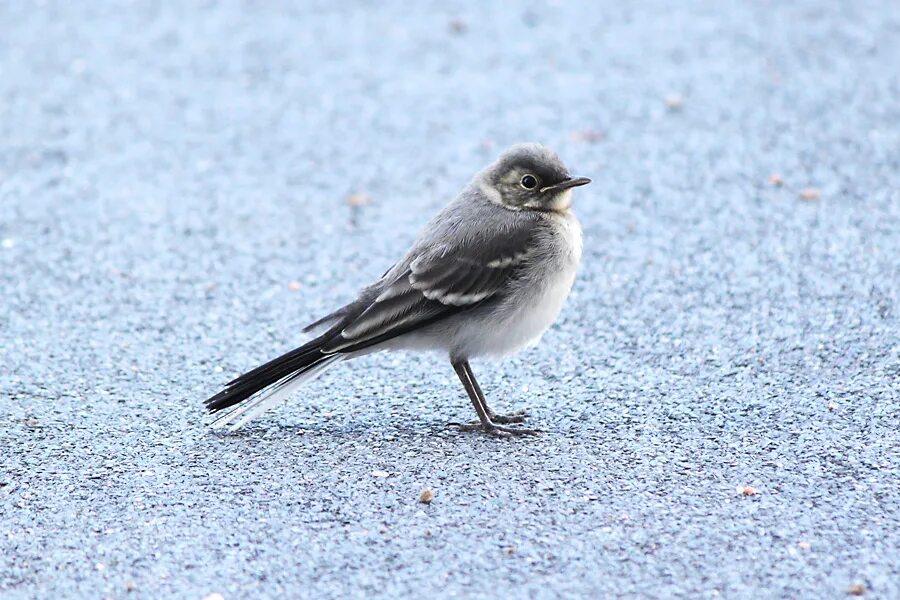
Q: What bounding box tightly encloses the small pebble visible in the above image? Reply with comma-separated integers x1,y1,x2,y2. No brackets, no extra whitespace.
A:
346,193,371,207
419,488,434,504
798,187,821,201
664,93,685,110
448,18,467,33
571,129,605,143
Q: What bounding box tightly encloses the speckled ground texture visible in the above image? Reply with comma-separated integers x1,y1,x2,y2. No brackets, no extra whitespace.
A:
2,1,899,599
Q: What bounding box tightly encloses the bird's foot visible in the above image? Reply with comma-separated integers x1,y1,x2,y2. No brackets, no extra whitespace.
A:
447,419,540,437
487,408,529,424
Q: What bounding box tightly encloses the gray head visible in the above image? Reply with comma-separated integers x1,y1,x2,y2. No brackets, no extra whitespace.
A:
476,143,591,213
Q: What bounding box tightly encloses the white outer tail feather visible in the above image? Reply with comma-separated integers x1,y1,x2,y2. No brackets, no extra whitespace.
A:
210,355,344,432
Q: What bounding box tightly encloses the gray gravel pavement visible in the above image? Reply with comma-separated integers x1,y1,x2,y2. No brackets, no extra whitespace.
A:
2,2,899,598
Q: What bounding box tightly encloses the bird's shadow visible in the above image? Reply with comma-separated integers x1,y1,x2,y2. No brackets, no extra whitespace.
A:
206,418,554,445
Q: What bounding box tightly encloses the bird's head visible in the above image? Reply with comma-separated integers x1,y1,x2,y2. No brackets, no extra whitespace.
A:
477,143,590,213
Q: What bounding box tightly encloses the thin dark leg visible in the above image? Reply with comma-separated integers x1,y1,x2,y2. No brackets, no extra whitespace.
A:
461,362,528,424
450,360,539,436
452,361,492,428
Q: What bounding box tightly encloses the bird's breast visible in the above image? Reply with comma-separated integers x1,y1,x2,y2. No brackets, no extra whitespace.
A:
468,211,582,358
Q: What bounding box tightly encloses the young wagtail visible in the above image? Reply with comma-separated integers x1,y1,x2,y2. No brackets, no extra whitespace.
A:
206,143,590,436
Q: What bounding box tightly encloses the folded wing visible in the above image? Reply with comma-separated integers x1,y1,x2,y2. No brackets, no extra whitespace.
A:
320,228,535,354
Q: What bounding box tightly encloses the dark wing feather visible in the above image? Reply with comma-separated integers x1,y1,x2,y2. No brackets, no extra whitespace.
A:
320,228,535,354
302,263,401,333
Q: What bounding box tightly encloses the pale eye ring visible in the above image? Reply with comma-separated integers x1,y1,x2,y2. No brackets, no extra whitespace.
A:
520,174,539,189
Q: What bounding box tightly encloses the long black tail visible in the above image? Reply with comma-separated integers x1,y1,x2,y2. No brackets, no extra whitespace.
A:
204,334,332,414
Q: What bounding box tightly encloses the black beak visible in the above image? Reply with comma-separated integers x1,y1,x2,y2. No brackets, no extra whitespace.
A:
540,176,591,193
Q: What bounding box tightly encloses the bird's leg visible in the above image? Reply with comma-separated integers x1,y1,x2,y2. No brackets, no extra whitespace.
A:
449,360,539,436
461,361,529,424
451,361,492,427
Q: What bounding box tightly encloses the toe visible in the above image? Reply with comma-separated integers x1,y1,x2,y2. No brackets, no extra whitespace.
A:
487,409,530,424
491,413,527,424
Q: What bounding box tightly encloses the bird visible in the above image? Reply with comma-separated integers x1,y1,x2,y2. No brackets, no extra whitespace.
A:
205,143,590,436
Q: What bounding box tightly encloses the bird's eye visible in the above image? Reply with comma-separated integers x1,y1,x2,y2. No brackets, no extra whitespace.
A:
520,174,538,189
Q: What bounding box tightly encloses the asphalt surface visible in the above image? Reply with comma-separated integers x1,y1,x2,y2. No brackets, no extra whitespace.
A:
2,2,899,598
